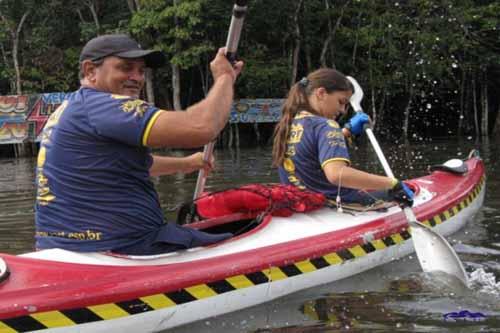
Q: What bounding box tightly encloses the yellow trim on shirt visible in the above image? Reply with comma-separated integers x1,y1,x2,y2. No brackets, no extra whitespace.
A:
142,111,163,146
321,158,351,169
295,111,315,119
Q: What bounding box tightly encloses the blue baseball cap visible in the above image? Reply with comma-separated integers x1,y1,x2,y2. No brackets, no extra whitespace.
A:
79,34,166,68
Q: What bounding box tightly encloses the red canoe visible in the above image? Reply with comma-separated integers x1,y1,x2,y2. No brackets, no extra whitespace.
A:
0,151,485,333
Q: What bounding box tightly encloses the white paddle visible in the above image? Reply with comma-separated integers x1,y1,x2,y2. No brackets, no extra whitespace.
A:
193,0,248,200
346,76,468,285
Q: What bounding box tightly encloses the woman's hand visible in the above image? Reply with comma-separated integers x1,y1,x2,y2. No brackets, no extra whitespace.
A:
344,112,371,136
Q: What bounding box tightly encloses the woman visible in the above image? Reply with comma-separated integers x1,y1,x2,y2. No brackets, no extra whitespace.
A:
272,68,413,207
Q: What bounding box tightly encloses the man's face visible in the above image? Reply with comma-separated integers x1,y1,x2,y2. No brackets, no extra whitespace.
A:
88,56,146,98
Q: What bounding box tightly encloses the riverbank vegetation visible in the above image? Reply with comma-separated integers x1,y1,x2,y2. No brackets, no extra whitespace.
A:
1,0,499,139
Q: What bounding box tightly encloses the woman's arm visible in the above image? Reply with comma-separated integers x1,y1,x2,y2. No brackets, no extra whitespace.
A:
323,160,394,190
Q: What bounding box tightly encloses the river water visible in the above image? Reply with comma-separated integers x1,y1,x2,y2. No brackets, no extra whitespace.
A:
0,137,499,332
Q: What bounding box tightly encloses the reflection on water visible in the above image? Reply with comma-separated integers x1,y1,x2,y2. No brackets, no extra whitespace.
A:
0,137,499,332
169,256,499,333
0,158,36,253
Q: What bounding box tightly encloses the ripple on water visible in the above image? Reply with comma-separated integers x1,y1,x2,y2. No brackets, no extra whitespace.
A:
468,268,500,298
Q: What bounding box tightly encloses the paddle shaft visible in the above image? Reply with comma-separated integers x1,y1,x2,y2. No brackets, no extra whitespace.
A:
365,117,467,282
364,128,394,178
364,127,420,221
346,76,395,177
193,1,248,200
346,76,467,283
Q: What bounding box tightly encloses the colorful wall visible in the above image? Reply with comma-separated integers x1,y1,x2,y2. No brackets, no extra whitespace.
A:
0,93,74,144
0,94,283,144
230,99,283,123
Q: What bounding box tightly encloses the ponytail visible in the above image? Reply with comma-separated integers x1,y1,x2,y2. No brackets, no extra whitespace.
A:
272,83,312,167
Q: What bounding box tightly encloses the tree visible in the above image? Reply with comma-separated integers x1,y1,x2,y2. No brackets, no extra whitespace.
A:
0,0,33,94
130,0,215,109
0,0,498,139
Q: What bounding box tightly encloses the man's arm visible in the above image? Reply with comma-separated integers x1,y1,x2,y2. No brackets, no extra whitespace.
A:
146,48,243,148
149,153,213,177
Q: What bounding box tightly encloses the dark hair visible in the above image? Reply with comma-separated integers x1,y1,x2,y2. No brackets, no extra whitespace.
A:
272,68,353,167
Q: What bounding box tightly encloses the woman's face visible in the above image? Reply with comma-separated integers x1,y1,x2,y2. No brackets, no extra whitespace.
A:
318,89,353,119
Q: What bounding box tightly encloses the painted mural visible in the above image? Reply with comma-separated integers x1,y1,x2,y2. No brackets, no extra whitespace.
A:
230,99,283,123
0,94,282,144
0,92,73,144
0,95,33,144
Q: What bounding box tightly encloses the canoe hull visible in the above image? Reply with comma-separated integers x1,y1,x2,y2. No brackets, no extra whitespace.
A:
0,156,485,333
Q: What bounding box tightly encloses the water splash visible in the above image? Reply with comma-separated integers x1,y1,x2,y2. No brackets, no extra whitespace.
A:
468,268,500,296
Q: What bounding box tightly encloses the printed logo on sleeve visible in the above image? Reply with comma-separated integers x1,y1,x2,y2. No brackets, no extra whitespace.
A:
121,99,149,118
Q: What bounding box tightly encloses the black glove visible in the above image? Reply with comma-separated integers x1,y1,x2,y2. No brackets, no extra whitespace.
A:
388,180,414,207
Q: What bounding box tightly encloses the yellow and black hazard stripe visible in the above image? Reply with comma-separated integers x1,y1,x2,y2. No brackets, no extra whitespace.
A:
0,176,485,333
419,175,484,228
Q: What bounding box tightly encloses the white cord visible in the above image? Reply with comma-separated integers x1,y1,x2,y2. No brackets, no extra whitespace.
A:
336,166,345,213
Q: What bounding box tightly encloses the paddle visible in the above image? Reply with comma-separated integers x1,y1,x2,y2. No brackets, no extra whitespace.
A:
346,76,469,285
193,0,248,200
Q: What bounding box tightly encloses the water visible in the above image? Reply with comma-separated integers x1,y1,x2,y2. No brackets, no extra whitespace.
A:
0,137,499,332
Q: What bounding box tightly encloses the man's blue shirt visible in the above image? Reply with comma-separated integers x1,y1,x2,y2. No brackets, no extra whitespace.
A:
35,87,164,251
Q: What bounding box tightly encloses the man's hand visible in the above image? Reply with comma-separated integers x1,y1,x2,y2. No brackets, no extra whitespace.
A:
185,152,215,175
210,47,244,83
388,180,414,207
344,112,370,136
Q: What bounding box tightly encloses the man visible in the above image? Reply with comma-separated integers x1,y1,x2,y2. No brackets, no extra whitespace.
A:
35,34,243,255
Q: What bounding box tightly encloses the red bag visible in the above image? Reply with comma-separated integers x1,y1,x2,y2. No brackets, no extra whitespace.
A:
195,184,326,219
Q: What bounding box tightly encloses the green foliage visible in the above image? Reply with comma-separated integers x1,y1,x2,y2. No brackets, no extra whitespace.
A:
237,44,289,98
0,0,498,136
130,0,214,69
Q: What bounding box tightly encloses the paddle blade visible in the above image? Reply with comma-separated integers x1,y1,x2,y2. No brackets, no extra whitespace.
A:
409,219,468,285
346,76,364,113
